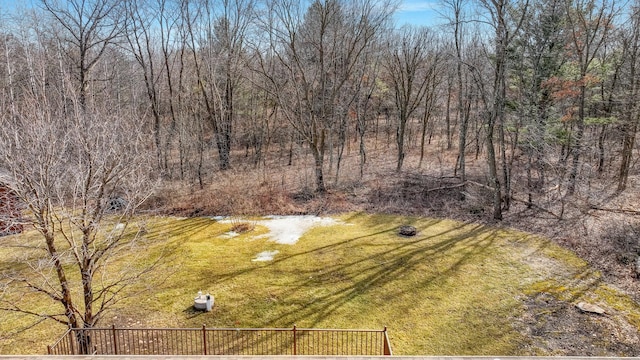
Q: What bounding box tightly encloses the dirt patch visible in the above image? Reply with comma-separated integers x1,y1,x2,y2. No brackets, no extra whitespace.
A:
524,251,574,280
516,293,640,356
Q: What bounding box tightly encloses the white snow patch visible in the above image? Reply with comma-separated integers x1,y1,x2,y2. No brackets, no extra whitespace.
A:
211,215,341,244
115,223,125,230
220,231,240,238
253,250,279,262
256,215,339,244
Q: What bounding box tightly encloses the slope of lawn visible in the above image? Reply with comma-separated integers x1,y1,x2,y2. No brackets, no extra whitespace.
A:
1,212,639,355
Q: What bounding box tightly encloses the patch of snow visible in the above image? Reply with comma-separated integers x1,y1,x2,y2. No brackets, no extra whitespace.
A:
257,215,340,244
212,215,341,245
252,250,279,262
115,223,125,230
220,231,239,238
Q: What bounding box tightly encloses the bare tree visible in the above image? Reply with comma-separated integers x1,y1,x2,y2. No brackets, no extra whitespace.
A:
156,0,188,177
256,0,396,192
40,0,124,110
0,29,157,353
443,0,471,183
352,44,383,178
182,0,254,171
212,0,254,171
384,26,441,172
125,0,166,171
475,0,528,219
418,52,443,168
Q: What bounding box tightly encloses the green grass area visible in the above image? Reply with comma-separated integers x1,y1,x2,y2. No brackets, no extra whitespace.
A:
1,213,639,355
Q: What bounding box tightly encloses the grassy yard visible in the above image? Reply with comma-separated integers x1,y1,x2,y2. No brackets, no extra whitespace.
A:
1,212,639,355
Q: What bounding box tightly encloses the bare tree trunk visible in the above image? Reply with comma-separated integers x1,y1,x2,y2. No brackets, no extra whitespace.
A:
396,111,407,172
335,116,348,185
567,81,586,195
487,115,503,220
499,113,511,210
617,8,640,191
445,75,453,150
311,131,326,193
385,27,435,172
455,15,468,183
597,124,606,174
125,0,165,171
419,70,440,168
618,123,638,191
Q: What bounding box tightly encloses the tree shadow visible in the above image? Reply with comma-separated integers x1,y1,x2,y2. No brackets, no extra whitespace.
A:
196,215,503,330
147,217,229,242
266,223,499,328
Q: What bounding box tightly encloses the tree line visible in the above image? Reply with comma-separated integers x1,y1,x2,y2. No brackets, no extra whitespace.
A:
2,0,637,215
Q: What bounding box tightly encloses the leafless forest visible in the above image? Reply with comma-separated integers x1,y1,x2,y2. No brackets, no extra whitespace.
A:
1,0,640,334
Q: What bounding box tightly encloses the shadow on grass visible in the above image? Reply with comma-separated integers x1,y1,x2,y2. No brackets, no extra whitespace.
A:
205,214,438,283
183,306,207,320
173,213,612,355
198,214,503,326
147,217,229,243
270,223,499,328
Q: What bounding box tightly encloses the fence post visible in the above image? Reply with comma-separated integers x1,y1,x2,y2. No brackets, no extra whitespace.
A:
111,324,118,355
69,329,76,355
382,326,392,356
202,324,208,355
292,325,297,355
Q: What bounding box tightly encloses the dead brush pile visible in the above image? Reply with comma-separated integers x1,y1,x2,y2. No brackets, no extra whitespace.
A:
164,170,303,216
366,171,494,218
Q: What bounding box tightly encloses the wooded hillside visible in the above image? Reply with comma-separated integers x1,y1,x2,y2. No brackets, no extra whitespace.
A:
0,0,636,208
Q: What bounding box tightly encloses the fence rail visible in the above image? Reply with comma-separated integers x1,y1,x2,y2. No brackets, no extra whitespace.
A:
47,325,392,356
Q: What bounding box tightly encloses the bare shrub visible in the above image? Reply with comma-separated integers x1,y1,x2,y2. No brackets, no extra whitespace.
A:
600,220,640,267
230,221,255,233
367,171,470,215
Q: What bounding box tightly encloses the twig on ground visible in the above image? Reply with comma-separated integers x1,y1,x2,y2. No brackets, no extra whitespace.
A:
588,205,640,216
425,182,467,193
466,180,494,191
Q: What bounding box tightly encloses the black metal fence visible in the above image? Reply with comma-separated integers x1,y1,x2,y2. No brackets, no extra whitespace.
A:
47,325,393,356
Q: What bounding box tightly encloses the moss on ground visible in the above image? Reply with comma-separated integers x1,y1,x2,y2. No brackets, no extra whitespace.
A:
1,213,638,355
